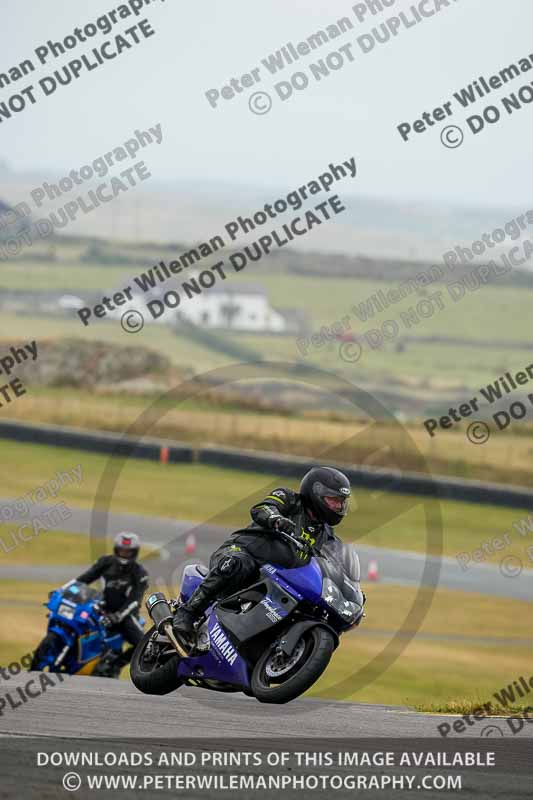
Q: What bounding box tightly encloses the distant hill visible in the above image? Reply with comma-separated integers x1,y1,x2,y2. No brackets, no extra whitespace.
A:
0,170,530,263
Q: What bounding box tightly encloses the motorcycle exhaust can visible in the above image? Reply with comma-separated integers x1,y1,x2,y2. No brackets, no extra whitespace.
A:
146,592,174,632
145,592,188,658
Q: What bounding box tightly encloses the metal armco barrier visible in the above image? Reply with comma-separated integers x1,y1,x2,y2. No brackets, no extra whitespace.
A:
1,419,532,510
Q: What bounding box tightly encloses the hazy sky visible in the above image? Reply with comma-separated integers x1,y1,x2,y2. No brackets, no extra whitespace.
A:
1,0,531,208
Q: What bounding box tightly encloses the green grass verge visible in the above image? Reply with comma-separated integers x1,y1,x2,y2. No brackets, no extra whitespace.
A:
0,529,157,566
0,582,59,666
310,585,532,708
414,700,530,716
0,529,89,566
1,438,532,561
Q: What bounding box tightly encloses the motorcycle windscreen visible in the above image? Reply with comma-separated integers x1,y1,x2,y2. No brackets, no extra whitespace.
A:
315,540,362,602
63,581,100,605
180,564,207,602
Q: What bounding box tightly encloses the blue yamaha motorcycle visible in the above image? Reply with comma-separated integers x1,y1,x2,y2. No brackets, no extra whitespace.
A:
31,580,141,678
130,535,364,703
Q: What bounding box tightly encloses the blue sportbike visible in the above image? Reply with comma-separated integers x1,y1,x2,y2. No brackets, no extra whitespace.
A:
130,534,365,704
31,580,142,678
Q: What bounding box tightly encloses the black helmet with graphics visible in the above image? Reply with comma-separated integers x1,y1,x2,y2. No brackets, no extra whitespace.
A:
113,532,140,565
299,466,351,526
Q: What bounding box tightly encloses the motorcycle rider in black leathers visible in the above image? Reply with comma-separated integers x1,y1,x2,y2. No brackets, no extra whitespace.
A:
172,466,354,642
77,532,149,666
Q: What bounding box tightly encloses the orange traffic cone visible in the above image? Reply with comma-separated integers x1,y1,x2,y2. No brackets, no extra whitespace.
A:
367,559,379,581
185,533,196,555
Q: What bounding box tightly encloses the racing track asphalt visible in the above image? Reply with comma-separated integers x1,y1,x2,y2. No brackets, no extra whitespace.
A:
1,673,532,739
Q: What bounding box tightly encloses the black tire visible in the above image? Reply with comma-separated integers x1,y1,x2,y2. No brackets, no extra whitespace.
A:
251,626,335,704
130,626,183,695
29,633,63,671
92,652,122,679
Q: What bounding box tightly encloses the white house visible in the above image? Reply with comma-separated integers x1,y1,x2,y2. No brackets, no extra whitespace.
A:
102,273,289,333
176,282,287,333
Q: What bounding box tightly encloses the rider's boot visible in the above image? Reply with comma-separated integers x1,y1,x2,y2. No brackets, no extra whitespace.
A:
172,572,228,641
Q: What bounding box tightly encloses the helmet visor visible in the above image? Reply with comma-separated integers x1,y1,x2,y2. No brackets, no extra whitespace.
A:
323,495,349,513
115,546,136,560
313,481,350,515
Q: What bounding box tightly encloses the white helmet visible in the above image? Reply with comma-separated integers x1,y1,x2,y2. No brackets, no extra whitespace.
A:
113,532,140,565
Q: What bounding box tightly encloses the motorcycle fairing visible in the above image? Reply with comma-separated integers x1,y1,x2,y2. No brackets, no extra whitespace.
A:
176,611,250,688
78,630,122,663
172,553,359,691
274,558,323,603
78,632,102,663
216,577,297,642
48,622,76,648
75,657,100,676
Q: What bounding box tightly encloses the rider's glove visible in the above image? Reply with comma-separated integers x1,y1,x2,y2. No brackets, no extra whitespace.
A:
289,535,312,562
355,592,367,627
103,611,120,627
104,601,138,627
271,516,297,536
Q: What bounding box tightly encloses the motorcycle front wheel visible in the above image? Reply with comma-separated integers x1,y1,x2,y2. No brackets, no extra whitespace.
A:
29,632,63,671
130,626,183,695
251,626,335,704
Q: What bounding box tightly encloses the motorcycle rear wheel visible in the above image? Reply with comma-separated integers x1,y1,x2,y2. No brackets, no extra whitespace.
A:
130,626,182,695
251,626,335,704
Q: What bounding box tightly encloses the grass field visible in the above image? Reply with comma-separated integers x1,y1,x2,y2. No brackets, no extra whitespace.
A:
231,271,533,343
4,259,533,343
0,530,90,566
1,439,532,563
3,257,533,395
1,580,529,712
1,310,531,394
3,384,533,487
0,313,226,373
0,262,130,292
0,529,158,566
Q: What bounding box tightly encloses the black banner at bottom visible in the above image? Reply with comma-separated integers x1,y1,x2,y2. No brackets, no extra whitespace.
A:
0,737,531,799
